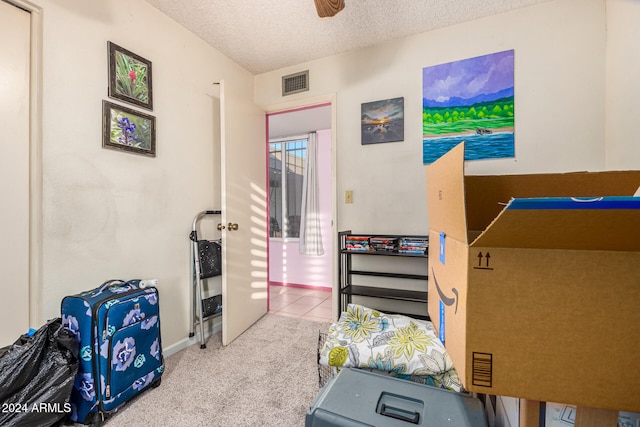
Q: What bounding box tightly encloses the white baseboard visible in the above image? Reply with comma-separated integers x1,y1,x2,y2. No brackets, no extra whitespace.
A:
163,320,222,358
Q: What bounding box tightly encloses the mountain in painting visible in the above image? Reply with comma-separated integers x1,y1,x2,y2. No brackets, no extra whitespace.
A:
422,87,514,108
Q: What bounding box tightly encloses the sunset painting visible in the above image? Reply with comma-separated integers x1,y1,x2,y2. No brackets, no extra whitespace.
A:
361,97,404,145
422,50,515,164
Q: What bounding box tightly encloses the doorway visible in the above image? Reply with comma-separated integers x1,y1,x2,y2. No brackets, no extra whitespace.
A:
266,104,333,322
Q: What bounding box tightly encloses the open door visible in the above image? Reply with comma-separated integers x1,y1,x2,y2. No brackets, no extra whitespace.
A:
219,80,268,345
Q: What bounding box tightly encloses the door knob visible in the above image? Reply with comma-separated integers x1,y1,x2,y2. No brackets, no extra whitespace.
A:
217,223,225,231
228,222,239,231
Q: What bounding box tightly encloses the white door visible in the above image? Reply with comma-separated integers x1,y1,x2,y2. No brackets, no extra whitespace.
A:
219,80,268,345
0,1,31,346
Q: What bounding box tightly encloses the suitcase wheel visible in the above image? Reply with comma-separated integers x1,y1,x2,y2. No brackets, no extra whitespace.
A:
87,412,104,427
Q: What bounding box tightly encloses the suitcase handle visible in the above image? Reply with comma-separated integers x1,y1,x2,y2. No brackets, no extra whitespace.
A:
380,403,420,424
98,279,127,292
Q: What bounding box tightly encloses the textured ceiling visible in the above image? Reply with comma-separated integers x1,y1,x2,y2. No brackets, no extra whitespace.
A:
144,0,552,75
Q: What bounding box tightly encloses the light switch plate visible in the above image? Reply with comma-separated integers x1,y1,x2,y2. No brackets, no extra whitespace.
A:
345,190,353,204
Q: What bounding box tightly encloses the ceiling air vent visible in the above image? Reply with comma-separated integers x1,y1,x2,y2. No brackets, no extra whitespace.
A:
282,70,309,96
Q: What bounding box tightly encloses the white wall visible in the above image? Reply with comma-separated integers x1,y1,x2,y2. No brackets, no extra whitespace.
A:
256,0,611,235
31,0,255,350
269,129,333,289
605,0,640,170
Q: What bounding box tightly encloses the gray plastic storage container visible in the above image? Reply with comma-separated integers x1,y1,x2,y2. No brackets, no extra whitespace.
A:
306,369,488,427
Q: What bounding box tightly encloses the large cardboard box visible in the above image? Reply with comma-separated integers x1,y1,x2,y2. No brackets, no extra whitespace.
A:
426,143,640,412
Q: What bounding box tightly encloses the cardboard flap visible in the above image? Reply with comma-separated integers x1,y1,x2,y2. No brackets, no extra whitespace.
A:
464,172,640,234
471,197,640,251
426,142,468,243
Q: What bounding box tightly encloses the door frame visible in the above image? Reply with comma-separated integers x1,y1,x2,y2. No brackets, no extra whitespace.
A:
264,94,338,320
7,0,44,329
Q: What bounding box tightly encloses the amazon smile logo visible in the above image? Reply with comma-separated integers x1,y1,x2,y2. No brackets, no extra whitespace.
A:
432,268,459,314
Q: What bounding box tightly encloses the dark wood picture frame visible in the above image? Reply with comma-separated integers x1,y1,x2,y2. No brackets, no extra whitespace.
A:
108,41,153,110
102,100,156,157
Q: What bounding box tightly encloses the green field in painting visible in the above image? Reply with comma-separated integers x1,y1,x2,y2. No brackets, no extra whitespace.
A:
423,97,514,135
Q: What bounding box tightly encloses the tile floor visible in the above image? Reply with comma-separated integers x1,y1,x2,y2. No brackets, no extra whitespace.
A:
269,285,333,323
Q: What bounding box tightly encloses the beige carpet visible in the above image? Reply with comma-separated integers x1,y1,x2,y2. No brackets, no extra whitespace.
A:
105,314,330,427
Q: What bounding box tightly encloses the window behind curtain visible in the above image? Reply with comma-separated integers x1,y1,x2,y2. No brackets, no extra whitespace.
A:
269,138,307,238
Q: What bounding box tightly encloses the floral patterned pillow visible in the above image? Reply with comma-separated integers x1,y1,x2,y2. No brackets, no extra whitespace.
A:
319,304,462,392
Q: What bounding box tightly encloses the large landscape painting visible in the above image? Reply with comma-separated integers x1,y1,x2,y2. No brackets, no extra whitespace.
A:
422,50,515,164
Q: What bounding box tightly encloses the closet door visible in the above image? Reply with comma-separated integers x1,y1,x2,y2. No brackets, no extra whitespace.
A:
219,80,268,345
0,1,31,346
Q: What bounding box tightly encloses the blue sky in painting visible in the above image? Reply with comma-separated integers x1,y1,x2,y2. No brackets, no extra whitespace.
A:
361,97,404,124
422,50,514,106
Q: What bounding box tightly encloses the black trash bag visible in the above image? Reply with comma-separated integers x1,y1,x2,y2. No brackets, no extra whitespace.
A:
0,318,79,427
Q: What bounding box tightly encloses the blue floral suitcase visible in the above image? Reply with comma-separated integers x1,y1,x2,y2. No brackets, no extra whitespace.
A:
61,279,164,425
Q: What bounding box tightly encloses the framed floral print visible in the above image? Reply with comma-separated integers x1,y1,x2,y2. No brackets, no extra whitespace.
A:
102,100,156,157
108,41,153,110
